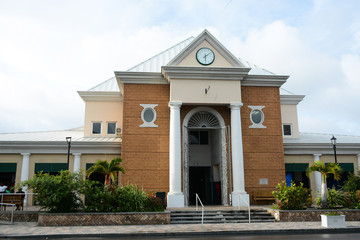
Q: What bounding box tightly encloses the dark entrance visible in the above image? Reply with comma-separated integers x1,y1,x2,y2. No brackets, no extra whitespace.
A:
189,166,221,205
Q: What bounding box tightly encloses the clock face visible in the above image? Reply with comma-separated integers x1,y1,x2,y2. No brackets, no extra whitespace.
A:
196,47,215,65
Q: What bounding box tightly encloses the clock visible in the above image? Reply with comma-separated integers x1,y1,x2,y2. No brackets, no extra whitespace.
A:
196,47,215,65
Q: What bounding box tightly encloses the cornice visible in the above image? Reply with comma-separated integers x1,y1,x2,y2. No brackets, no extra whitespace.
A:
242,75,289,87
115,72,167,84
280,95,305,105
167,30,244,67
77,91,122,102
0,141,121,154
162,66,250,81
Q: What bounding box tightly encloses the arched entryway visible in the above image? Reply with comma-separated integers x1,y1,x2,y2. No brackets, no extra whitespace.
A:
183,107,229,206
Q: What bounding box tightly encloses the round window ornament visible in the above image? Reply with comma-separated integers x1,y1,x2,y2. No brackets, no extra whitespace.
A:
140,104,158,127
248,106,266,128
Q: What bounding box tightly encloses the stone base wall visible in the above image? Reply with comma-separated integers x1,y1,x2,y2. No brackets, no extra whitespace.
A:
0,211,38,222
38,211,171,226
268,209,360,222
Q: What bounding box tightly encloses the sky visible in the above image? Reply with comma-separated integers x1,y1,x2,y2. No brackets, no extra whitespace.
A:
1,0,360,138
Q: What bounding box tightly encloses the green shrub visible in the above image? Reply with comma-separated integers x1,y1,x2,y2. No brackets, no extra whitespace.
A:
82,183,164,212
272,181,312,210
342,173,360,193
317,188,346,209
22,171,84,213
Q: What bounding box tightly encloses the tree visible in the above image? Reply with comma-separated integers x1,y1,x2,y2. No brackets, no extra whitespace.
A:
86,158,125,187
306,161,341,208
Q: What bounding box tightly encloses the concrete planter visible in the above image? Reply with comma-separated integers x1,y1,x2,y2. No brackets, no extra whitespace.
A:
321,214,346,228
38,211,171,226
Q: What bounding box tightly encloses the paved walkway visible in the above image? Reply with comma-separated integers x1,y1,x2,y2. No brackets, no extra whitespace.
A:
1,221,360,238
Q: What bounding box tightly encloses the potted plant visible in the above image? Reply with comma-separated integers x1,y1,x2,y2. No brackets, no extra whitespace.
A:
321,213,346,228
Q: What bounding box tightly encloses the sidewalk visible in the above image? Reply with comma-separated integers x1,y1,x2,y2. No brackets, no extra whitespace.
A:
1,221,360,238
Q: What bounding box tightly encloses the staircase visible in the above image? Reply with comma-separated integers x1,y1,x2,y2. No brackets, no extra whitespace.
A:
170,209,275,224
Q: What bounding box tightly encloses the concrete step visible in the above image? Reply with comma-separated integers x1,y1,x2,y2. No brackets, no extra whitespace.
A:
170,209,275,224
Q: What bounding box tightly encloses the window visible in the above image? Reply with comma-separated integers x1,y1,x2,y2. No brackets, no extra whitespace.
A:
189,131,209,145
139,104,158,127
248,106,266,128
283,124,292,136
92,122,101,134
107,122,116,134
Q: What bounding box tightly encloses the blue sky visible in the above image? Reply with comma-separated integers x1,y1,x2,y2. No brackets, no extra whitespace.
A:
1,0,360,138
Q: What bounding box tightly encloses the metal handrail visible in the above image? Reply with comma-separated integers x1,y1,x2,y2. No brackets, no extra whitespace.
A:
0,203,15,224
195,193,204,224
238,194,251,223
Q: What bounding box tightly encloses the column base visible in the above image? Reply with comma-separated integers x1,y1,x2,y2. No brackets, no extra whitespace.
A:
231,192,249,207
167,193,185,208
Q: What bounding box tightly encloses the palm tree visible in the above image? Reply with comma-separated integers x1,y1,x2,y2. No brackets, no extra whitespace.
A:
306,161,341,208
86,158,125,187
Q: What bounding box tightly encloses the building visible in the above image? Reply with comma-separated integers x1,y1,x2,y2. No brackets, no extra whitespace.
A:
1,30,359,207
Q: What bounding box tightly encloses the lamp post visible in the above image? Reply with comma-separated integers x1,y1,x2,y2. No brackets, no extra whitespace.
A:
66,137,72,170
331,135,337,164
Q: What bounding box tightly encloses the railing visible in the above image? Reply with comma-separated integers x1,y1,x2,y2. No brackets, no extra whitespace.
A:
0,203,15,224
195,193,204,224
0,193,37,211
238,194,251,223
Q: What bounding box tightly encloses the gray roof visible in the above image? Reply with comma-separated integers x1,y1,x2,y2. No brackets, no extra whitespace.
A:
285,132,360,144
88,77,119,92
0,128,121,143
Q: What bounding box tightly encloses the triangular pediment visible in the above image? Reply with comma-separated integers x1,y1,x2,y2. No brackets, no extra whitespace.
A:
167,29,245,68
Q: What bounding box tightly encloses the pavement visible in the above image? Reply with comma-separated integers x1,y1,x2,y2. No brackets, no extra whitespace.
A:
1,206,360,239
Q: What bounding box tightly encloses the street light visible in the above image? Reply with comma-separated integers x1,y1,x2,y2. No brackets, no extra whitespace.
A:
66,137,72,170
331,135,337,164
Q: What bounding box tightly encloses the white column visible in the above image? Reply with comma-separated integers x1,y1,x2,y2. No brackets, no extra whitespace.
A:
20,153,31,205
73,153,82,173
167,102,184,208
313,154,322,195
230,103,249,207
356,154,360,176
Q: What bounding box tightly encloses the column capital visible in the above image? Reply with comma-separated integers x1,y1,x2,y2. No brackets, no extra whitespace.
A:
72,153,82,157
229,102,243,109
169,102,182,108
21,153,31,157
313,154,322,158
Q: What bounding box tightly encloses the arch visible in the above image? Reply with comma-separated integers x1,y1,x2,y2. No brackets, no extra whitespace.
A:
182,107,228,206
183,107,225,128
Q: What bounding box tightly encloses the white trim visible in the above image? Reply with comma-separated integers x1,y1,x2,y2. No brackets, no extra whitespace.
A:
139,104,158,128
167,29,244,67
248,106,266,129
280,95,305,105
77,91,122,102
242,75,288,87
162,66,249,82
115,72,167,84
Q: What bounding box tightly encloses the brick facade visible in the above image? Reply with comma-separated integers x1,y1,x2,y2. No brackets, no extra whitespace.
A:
121,83,284,204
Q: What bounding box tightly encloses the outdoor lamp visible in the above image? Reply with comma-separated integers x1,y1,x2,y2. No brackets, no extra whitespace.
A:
331,135,337,164
66,137,72,170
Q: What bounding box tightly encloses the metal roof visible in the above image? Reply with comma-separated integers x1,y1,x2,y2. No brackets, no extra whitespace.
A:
88,77,119,92
0,128,121,143
284,132,360,144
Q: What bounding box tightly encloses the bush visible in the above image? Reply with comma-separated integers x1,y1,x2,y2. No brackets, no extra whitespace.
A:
82,183,164,212
342,173,360,193
317,188,346,209
272,181,312,210
22,171,84,213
